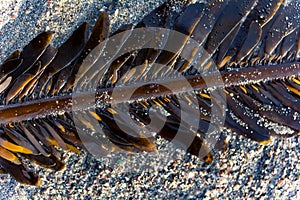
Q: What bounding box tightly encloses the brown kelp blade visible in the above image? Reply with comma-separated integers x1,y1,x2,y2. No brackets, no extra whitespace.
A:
0,156,41,186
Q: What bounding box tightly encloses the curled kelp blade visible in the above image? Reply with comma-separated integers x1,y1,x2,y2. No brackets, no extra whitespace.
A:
0,0,300,186
0,155,41,186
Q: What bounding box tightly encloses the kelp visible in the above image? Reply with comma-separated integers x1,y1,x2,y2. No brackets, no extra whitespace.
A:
0,0,299,185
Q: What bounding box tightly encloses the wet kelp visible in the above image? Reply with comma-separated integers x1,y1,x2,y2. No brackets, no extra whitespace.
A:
0,0,299,185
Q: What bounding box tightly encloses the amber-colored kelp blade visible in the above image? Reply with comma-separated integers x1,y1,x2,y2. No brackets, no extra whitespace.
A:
84,12,110,56
152,113,213,163
205,0,256,55
96,108,156,152
131,1,180,69
264,3,299,56
43,120,68,150
0,138,32,154
25,45,58,99
49,117,83,146
10,32,53,79
5,62,40,103
224,0,283,61
215,24,240,67
0,146,21,164
46,23,89,76
0,58,22,83
180,0,227,70
18,123,50,157
2,127,39,154
0,157,41,186
63,12,110,92
264,83,300,112
174,3,205,35
73,22,133,88
50,66,72,95
23,154,65,171
154,3,204,67
237,89,300,134
37,23,90,97
235,21,262,62
0,77,12,95
226,93,271,142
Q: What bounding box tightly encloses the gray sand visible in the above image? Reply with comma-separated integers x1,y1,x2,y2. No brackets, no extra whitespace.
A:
0,0,299,199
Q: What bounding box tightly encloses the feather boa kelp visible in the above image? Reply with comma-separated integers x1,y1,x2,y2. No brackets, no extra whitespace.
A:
0,0,299,185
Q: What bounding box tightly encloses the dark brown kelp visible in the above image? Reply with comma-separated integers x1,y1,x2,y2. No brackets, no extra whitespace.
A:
0,0,300,185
